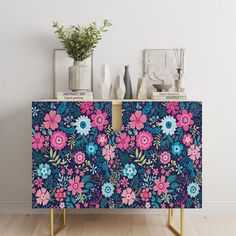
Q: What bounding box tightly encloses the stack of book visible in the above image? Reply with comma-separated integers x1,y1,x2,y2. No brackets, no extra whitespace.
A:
57,90,93,100
151,92,187,100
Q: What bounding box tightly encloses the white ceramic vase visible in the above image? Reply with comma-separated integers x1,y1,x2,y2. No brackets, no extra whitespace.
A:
136,77,148,99
114,76,126,99
99,65,112,99
69,61,90,92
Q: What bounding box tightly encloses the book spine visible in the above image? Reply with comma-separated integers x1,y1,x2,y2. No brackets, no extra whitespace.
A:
152,92,186,96
151,96,187,100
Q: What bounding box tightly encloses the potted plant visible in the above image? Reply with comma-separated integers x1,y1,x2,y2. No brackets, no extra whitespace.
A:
53,19,112,92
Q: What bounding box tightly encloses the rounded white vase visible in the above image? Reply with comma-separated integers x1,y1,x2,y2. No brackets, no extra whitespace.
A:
69,61,90,92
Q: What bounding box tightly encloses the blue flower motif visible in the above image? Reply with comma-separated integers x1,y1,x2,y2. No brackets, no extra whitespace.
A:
37,164,51,179
90,164,97,174
86,142,98,156
102,182,114,197
160,116,177,136
74,115,91,135
123,163,137,179
171,142,183,156
187,182,200,198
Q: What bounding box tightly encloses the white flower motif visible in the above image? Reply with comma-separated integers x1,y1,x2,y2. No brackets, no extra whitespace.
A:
74,115,91,135
160,115,177,136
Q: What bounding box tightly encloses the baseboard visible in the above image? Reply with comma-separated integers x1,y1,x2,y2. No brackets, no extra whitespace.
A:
0,200,235,214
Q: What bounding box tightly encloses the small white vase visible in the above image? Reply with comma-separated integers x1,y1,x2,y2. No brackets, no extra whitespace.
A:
69,61,90,92
99,65,112,99
136,77,148,99
114,76,126,99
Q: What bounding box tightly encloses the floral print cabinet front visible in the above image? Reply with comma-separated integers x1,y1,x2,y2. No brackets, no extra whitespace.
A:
32,101,202,209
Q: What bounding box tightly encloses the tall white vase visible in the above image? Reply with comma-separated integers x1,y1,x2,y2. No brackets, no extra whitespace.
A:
99,65,112,99
69,61,90,92
114,76,126,99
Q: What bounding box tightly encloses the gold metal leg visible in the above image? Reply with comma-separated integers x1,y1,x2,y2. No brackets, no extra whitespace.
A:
168,208,184,236
50,208,66,236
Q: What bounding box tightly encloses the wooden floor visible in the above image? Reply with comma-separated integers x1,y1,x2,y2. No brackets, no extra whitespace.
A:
0,213,236,236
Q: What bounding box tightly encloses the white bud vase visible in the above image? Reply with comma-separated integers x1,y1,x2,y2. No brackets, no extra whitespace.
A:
114,76,126,99
69,61,90,92
99,65,112,99
136,77,148,99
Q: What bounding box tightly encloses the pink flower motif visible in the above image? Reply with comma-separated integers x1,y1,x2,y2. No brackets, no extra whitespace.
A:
75,203,81,209
188,145,201,161
80,102,94,115
176,110,194,131
102,145,115,161
97,134,108,147
60,202,65,208
36,188,50,206
35,177,43,188
44,110,61,130
91,109,108,131
145,202,151,208
50,131,67,151
160,151,171,164
68,176,84,196
34,125,39,131
32,132,44,150
74,151,85,165
117,187,122,194
182,134,193,147
55,188,66,202
153,176,170,196
120,177,129,187
129,110,147,130
68,168,73,176
60,168,65,175
161,203,166,208
44,141,49,147
166,102,179,115
146,169,151,175
116,133,130,150
121,188,135,206
141,188,152,202
153,168,159,175
136,131,153,151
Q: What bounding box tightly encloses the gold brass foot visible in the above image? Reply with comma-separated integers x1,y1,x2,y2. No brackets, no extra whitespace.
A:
50,209,66,236
168,208,184,236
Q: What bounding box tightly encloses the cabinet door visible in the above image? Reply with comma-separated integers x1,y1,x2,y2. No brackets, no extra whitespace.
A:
32,101,118,208
115,101,202,208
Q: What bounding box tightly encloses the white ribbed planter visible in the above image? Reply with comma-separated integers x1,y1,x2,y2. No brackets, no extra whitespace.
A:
69,61,90,92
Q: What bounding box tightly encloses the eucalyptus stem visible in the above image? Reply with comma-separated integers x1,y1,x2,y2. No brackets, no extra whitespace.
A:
53,19,112,61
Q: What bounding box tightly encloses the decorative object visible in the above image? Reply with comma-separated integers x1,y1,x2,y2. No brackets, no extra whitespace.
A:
68,61,90,92
136,77,148,99
152,83,172,92
99,65,112,99
123,65,132,99
174,48,185,92
53,49,93,98
32,100,202,236
114,76,126,99
53,20,112,92
143,49,184,95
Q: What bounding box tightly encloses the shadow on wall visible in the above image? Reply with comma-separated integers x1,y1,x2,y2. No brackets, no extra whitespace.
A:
0,103,32,203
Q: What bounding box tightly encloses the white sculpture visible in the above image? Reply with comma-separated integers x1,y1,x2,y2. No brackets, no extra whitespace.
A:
99,65,112,99
136,77,148,99
114,76,126,99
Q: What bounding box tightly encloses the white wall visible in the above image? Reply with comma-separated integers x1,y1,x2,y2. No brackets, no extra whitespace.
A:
0,0,236,212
